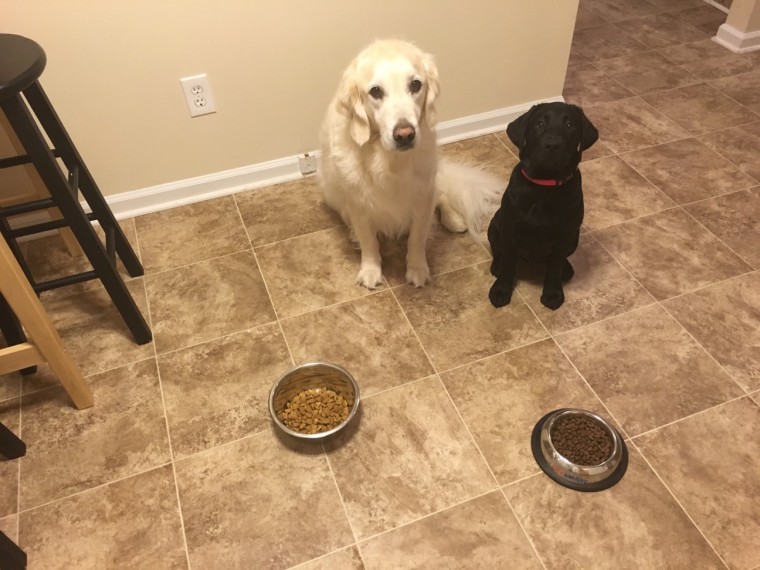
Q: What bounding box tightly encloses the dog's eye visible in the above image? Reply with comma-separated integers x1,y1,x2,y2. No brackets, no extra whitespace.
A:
369,86,384,100
410,79,422,93
536,120,545,128
566,120,574,128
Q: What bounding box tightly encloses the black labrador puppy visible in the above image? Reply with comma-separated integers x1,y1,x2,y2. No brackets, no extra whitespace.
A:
488,102,598,310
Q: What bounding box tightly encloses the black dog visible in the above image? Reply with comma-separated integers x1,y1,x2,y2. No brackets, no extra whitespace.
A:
488,102,598,310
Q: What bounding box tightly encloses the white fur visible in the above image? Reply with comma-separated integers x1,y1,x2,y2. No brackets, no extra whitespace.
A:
319,39,502,288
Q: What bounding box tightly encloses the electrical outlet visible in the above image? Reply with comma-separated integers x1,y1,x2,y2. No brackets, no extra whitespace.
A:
180,74,217,117
298,153,318,176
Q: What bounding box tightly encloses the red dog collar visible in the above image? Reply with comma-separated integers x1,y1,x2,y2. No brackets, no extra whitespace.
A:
521,167,574,186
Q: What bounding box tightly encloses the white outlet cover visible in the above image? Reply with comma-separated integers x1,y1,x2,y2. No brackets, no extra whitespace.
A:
180,74,217,117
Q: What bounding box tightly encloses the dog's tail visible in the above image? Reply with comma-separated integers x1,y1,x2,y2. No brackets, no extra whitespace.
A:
436,159,504,238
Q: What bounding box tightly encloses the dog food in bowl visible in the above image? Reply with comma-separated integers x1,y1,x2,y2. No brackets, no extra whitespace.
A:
550,413,613,465
277,387,350,434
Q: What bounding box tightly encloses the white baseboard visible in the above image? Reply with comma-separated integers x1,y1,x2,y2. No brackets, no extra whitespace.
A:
99,95,563,220
713,23,760,54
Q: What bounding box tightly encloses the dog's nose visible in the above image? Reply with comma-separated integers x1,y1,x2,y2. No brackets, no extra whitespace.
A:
393,120,416,146
543,135,562,151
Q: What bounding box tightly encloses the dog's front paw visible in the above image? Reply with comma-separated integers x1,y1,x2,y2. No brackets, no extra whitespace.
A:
356,263,383,289
489,281,513,308
540,288,565,310
406,262,430,287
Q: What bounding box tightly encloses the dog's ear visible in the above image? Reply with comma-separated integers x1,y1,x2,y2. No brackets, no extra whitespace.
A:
336,67,371,146
506,105,538,150
422,52,440,128
573,105,599,151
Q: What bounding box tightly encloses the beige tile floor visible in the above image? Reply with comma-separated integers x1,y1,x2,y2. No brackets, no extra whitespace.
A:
3,1,760,568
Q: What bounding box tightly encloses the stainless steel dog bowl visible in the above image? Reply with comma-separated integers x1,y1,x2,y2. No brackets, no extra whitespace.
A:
531,408,628,492
269,361,360,440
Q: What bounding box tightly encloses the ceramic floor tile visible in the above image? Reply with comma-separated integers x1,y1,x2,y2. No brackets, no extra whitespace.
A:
23,218,140,301
595,51,699,95
441,339,607,484
380,220,492,287
657,38,733,66
636,397,760,569
234,176,341,247
255,226,380,319
359,491,542,569
42,278,154,377
134,196,250,274
710,69,760,115
513,233,656,334
594,208,751,300
581,155,676,230
393,263,548,372
324,376,496,540
0,398,19,518
440,134,516,181
578,0,660,24
682,52,759,81
281,291,433,398
700,121,760,182
685,187,760,268
643,83,759,136
664,272,760,392
571,24,649,62
19,465,187,570
0,514,17,543
19,358,170,510
556,304,743,436
563,63,634,107
158,323,292,459
175,428,354,570
145,250,275,354
585,97,690,154
614,12,707,48
671,4,729,28
620,137,756,204
574,2,609,30
504,450,725,569
296,547,364,570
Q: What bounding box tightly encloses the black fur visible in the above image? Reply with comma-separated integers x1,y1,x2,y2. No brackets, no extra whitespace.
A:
488,102,598,310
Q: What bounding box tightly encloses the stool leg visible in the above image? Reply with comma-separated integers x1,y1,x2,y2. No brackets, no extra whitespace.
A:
0,421,26,460
1,94,152,345
0,530,27,570
23,82,144,278
0,235,94,409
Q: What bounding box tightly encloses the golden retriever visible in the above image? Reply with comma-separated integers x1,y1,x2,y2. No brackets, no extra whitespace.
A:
319,39,502,288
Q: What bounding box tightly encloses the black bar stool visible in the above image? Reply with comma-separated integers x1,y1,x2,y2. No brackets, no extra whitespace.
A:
0,34,151,345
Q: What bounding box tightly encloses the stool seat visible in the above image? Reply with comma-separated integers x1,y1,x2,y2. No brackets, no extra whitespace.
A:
0,34,46,100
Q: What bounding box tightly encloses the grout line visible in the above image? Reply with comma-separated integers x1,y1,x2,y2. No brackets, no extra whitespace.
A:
320,442,366,569
629,393,753,441
13,461,174,518
500,470,542,489
284,545,359,570
500,489,549,570
140,272,193,570
628,438,731,569
140,246,253,280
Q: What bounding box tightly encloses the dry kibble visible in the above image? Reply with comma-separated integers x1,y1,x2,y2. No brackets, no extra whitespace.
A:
550,414,613,465
277,388,350,434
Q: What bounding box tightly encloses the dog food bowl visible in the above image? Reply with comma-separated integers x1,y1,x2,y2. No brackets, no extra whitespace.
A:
269,361,360,440
531,408,628,492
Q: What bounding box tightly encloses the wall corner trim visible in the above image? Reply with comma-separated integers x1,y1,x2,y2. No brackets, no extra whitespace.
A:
712,23,760,54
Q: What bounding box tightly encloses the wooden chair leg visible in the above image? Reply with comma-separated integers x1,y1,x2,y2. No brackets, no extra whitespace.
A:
0,236,93,409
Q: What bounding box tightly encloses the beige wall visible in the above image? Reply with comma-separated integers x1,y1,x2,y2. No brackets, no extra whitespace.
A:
2,1,579,197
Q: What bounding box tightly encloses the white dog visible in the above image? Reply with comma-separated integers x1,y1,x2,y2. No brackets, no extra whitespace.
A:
319,39,502,288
